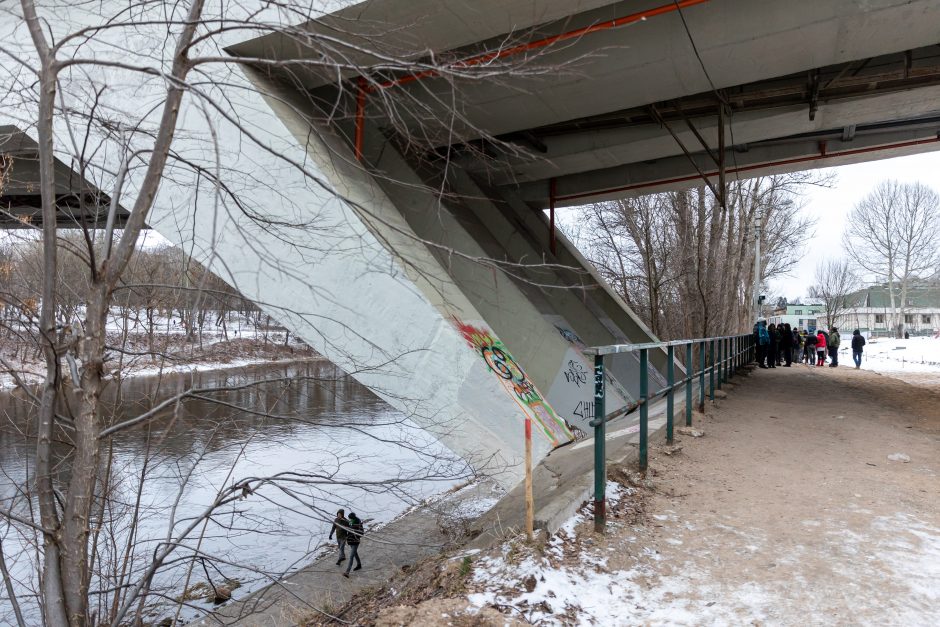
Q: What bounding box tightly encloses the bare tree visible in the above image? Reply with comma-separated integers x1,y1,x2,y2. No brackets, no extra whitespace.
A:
0,1,589,624
809,259,859,330
576,175,819,342
844,180,940,337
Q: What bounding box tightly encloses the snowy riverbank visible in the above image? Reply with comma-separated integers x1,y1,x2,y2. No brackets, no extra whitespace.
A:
0,336,320,392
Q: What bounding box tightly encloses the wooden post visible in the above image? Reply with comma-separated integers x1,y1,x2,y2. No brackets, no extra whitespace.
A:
525,415,534,541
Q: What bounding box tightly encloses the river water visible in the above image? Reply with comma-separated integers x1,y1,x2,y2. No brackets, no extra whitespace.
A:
0,360,464,624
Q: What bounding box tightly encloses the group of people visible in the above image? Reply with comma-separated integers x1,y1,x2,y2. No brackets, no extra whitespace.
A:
328,509,366,577
753,319,868,369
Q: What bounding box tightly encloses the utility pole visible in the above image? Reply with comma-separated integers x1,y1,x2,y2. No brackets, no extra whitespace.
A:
753,210,762,320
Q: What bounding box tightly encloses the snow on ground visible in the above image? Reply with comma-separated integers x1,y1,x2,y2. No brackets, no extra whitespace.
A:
464,482,940,626
0,308,314,391
860,336,940,374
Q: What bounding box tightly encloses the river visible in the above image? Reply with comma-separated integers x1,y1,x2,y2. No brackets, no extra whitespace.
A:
0,360,464,624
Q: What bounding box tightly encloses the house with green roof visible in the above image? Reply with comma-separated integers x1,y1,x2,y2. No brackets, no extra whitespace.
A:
819,283,940,337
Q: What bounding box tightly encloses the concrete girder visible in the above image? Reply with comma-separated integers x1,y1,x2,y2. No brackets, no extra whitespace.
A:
357,122,669,432
495,86,940,203
515,123,940,207
458,60,940,187
314,0,940,145
226,0,624,89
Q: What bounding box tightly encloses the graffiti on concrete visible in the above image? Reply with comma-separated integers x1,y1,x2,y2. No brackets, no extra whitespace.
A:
453,319,573,446
572,399,594,422
563,359,588,387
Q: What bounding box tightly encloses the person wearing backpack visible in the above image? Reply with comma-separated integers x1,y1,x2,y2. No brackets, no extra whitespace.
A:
343,512,365,577
851,329,866,369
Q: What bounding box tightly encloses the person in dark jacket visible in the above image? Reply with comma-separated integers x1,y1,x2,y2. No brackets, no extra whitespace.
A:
828,327,841,367
343,512,365,577
851,329,866,369
767,323,779,368
329,509,348,565
804,332,817,364
780,323,793,366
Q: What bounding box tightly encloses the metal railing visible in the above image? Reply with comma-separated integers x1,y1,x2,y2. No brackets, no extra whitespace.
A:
584,332,754,531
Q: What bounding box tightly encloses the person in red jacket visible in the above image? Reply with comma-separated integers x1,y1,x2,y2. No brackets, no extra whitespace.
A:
816,330,827,366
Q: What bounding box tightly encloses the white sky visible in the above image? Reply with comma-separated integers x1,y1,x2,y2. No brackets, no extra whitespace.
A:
771,151,940,301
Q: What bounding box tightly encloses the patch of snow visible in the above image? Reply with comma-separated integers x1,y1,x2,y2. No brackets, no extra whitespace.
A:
469,506,940,626
859,336,940,374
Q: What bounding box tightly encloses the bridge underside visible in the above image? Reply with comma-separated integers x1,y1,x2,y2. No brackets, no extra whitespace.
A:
145,0,940,485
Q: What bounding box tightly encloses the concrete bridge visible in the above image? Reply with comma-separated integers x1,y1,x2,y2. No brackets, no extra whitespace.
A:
5,0,940,487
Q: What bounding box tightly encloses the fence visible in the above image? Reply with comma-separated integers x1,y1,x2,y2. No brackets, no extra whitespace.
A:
584,333,754,531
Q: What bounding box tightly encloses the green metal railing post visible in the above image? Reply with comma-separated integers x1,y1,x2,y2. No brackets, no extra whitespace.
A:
729,337,735,379
685,342,693,426
666,345,674,444
709,339,715,401
725,337,734,383
593,354,606,533
715,338,725,390
698,340,706,412
639,348,649,471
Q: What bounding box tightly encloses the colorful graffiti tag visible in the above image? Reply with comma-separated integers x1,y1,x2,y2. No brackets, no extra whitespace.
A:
453,319,573,446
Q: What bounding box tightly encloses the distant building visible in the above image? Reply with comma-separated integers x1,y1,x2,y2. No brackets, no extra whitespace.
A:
769,301,825,332
818,283,940,337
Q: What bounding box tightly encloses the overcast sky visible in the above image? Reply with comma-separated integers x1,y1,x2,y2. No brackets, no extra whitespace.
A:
770,151,940,301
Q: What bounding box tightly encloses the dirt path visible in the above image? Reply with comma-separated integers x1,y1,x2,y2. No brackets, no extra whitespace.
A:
604,364,940,625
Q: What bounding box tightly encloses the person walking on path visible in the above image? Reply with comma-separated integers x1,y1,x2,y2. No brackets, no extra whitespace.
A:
828,327,841,367
329,509,348,565
816,330,827,367
342,512,365,577
851,329,866,369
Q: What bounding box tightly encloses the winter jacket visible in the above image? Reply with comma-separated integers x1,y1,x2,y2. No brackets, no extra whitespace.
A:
816,332,827,349
829,331,841,348
768,327,779,346
329,516,348,541
805,334,817,347
346,516,364,545
755,323,770,346
851,333,866,352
